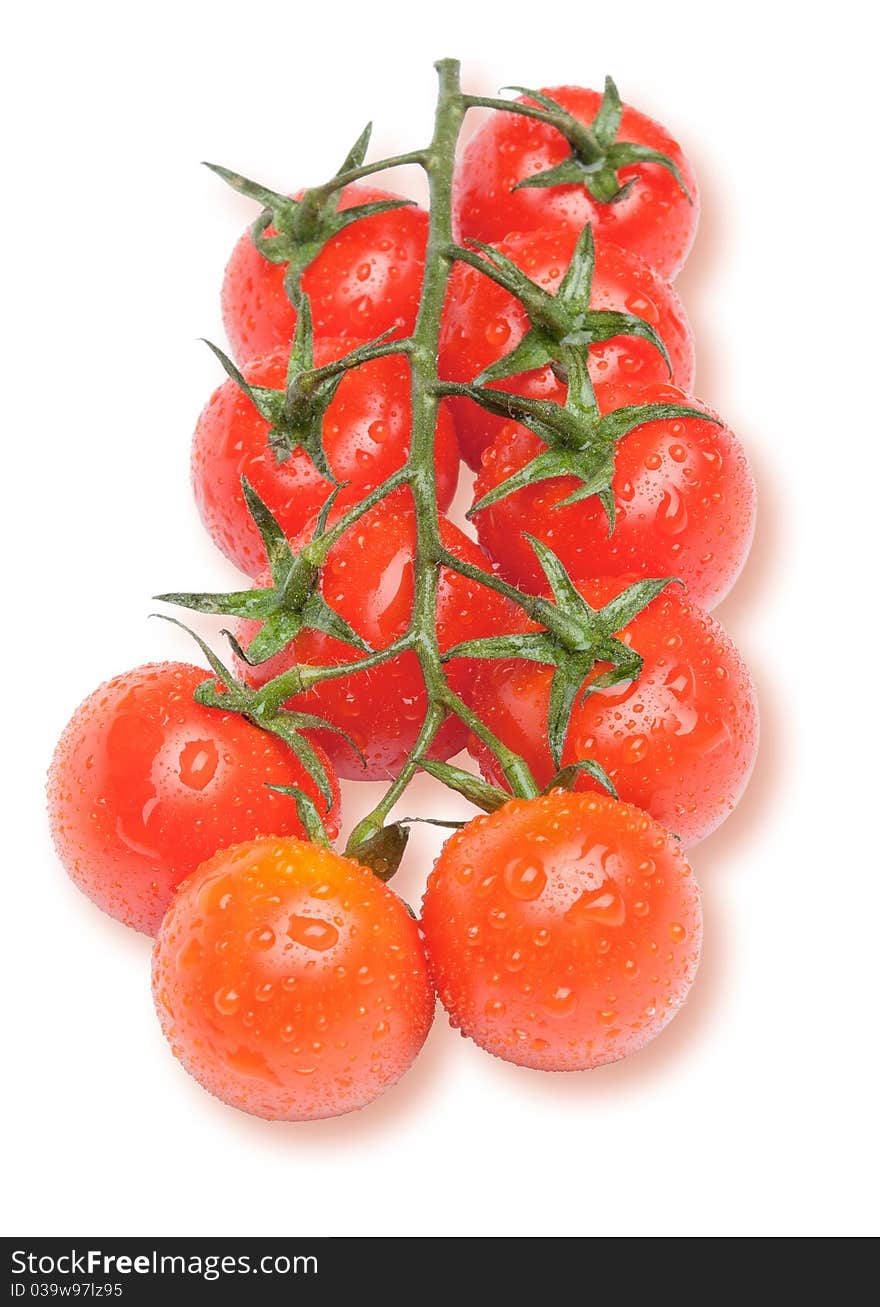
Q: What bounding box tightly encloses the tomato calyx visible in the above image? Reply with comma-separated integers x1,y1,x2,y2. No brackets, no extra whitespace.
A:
449,224,670,386
347,822,411,882
152,613,355,811
506,78,692,206
203,303,399,480
205,124,415,295
443,536,676,767
464,355,712,532
157,479,369,665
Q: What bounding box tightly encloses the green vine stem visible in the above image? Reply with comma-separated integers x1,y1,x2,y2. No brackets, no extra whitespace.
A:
186,58,667,870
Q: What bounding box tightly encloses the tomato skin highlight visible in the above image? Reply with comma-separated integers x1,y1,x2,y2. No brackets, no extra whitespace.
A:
192,341,460,578
439,227,694,469
152,837,434,1121
421,791,701,1071
235,494,515,780
222,185,427,366
470,578,758,846
454,86,698,280
473,378,756,610
47,663,340,935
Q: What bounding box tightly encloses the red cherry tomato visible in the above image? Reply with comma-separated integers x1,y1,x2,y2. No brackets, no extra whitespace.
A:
192,339,460,578
421,791,702,1070
439,227,694,468
222,185,427,365
455,86,697,279
472,378,755,610
47,663,340,935
153,836,434,1120
235,493,514,780
470,577,758,846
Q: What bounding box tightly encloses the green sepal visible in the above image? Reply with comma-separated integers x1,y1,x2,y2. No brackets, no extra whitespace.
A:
439,540,674,772
544,758,618,799
506,78,691,206
467,394,712,524
205,150,413,285
202,162,291,216
418,759,510,813
441,631,559,665
547,657,594,768
348,822,410,882
337,122,373,175
150,614,341,808
397,816,467,831
158,479,369,666
476,329,558,385
464,224,669,386
258,713,337,809
469,445,615,517
267,785,332,846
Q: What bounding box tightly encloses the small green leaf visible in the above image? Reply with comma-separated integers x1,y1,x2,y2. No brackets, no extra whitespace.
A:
546,658,589,769
545,758,618,799
525,534,587,615
442,632,559,665
561,310,670,373
299,592,372,654
596,402,718,444
607,141,692,201
201,339,284,426
240,478,296,586
203,162,290,213
260,715,335,809
330,197,414,236
153,588,276,620
557,223,596,308
592,76,623,150
267,785,332,846
600,576,677,632
151,613,243,695
468,447,578,515
475,327,557,384
418,759,510,813
337,122,372,176
514,158,592,191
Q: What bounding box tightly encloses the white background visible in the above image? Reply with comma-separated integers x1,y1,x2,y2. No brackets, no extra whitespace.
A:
3,0,877,1239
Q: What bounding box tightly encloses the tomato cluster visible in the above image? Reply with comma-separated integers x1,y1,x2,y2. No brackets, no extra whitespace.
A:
48,68,757,1124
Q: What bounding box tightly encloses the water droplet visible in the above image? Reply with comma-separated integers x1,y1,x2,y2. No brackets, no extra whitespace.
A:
655,485,689,536
543,986,577,1017
287,915,339,951
178,739,218,791
622,734,649,765
247,925,275,950
503,857,547,900
567,886,626,927
485,319,511,346
213,987,240,1016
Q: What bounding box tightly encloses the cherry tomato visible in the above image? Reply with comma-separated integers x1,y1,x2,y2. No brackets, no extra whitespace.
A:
455,86,697,280
421,791,701,1070
47,663,340,935
439,227,694,468
192,339,460,578
470,577,758,846
222,185,427,365
153,836,434,1120
235,493,514,780
473,378,755,609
